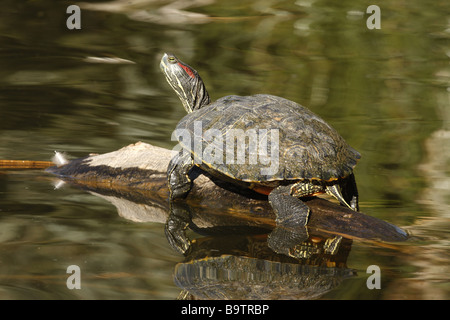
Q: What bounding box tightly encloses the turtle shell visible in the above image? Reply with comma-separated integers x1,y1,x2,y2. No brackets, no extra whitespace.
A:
175,94,360,184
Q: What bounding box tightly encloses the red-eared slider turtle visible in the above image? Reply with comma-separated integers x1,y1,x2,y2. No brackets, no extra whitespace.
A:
161,53,360,252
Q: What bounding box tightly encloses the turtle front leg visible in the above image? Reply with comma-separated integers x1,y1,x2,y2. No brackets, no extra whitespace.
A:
267,185,310,255
165,151,196,255
167,151,195,199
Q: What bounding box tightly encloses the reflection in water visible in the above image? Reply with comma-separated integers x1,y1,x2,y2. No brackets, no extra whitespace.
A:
68,175,357,300
79,0,214,25
174,235,355,300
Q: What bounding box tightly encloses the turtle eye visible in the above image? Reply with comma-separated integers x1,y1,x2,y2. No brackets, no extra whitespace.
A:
168,56,176,63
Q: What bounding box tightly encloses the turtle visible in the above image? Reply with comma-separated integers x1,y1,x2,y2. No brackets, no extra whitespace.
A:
160,53,360,252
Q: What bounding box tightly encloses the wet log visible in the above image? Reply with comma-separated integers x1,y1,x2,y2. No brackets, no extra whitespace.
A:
46,141,408,242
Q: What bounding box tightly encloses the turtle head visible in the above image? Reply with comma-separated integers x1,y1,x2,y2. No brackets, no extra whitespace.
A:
160,53,210,113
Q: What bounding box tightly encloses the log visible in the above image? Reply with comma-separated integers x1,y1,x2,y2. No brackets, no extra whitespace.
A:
0,160,54,169
45,142,408,243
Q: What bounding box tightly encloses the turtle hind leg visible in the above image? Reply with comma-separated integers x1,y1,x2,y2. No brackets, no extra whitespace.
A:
267,185,310,256
268,185,310,228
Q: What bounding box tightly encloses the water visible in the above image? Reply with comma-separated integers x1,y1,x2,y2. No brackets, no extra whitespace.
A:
0,0,449,299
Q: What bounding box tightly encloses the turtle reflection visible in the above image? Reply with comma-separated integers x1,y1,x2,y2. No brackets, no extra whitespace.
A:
174,234,355,300
166,198,345,261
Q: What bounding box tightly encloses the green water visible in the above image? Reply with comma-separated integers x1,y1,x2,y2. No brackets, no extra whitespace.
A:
0,0,448,299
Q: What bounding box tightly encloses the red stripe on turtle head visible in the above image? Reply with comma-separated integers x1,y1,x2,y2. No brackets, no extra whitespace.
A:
178,62,195,79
